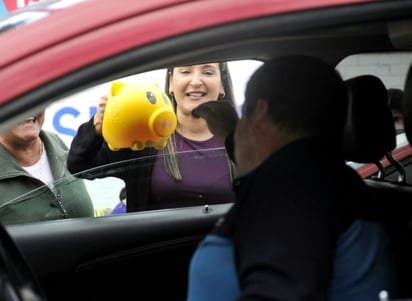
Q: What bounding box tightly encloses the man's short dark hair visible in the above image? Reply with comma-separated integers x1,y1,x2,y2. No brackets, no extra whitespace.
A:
244,55,348,140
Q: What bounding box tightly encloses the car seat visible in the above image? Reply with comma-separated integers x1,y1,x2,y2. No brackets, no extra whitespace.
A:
343,75,406,182
343,74,412,299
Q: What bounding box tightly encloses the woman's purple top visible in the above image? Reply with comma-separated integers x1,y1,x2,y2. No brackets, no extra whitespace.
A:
150,131,235,208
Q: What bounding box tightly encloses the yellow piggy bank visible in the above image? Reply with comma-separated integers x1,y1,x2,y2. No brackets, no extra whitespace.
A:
102,81,177,151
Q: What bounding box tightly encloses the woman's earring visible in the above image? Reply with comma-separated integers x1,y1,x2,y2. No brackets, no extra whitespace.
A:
169,91,177,104
219,92,226,100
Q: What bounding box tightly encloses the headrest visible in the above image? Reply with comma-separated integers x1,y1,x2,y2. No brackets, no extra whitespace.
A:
343,75,396,163
403,63,412,144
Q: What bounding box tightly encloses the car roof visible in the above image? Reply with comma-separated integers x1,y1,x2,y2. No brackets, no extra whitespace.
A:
0,0,410,132
0,0,369,64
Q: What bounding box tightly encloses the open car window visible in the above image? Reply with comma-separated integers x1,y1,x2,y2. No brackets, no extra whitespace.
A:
0,60,262,225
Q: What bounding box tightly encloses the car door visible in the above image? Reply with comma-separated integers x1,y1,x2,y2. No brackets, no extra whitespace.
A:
2,1,412,301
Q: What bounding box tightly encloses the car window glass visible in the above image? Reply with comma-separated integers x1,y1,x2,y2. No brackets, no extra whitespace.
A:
1,150,232,224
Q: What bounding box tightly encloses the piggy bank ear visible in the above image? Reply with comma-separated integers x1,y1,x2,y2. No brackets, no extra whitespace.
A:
110,81,126,97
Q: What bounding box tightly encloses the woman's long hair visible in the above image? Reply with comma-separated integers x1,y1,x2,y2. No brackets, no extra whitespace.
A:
163,62,236,181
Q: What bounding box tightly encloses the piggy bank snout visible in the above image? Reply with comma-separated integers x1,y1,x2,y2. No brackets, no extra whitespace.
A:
149,109,177,138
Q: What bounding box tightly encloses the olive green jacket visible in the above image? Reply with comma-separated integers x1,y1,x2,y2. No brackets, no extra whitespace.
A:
0,130,94,225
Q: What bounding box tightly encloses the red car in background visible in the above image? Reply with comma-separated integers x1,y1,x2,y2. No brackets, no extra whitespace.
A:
352,133,412,183
0,0,44,16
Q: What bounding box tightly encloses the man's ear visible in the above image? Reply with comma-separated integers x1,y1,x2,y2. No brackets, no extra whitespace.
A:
247,98,270,133
251,98,269,122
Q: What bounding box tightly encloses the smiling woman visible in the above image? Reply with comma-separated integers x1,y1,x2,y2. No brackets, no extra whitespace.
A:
0,110,94,224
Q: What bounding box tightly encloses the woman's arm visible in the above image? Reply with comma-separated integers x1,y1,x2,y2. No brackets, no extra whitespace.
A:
67,117,108,174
